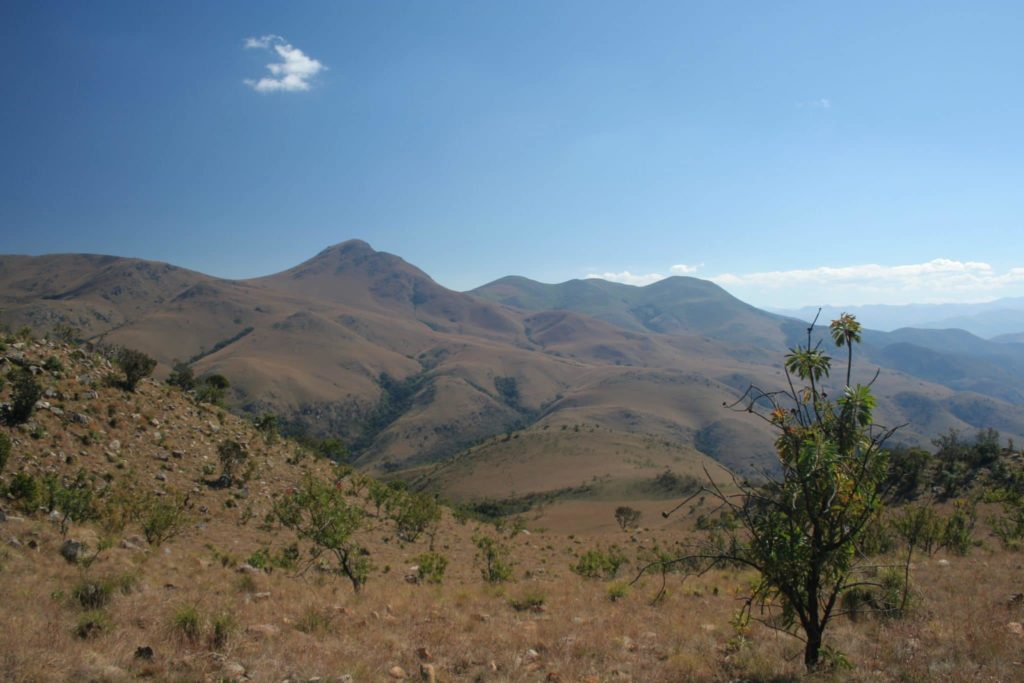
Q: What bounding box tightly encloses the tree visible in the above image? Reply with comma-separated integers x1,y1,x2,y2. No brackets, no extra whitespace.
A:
196,373,230,405
115,347,156,391
254,413,279,444
643,313,901,670
274,475,371,593
614,505,642,531
167,361,196,391
216,440,248,486
4,367,42,425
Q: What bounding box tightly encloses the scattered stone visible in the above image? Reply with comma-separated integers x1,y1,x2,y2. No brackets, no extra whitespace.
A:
1008,622,1024,636
223,661,246,678
155,473,167,482
335,676,354,683
253,591,272,601
245,624,280,638
59,539,83,563
525,649,541,662
937,559,951,567
108,439,121,452
388,665,407,679
237,563,260,574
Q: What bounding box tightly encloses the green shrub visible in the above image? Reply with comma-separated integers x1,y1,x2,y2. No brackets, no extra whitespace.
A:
8,471,41,512
387,490,442,542
414,551,449,584
72,579,113,610
141,496,187,546
474,535,513,584
508,589,545,612
607,581,630,602
75,610,111,639
572,546,628,579
211,612,235,648
173,605,203,642
0,432,13,474
5,368,42,425
115,347,156,392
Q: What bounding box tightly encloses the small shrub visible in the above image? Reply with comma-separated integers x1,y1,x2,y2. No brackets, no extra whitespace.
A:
5,368,42,425
387,490,442,542
572,546,628,579
607,581,630,602
8,471,41,513
0,431,10,474
72,579,113,610
173,605,203,643
115,347,156,392
474,535,513,584
211,612,235,648
141,496,187,546
295,606,334,635
614,505,642,531
75,610,111,639
414,551,448,584
508,589,545,612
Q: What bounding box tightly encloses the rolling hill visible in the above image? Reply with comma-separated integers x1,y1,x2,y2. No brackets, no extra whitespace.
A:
4,241,1024,498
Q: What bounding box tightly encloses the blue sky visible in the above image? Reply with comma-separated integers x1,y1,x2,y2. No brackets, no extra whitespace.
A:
2,1,1023,307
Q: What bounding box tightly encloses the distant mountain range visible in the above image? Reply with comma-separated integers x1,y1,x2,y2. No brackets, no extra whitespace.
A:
3,241,1024,498
774,299,1024,339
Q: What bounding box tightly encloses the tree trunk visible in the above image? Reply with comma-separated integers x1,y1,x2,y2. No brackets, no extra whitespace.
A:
804,627,822,670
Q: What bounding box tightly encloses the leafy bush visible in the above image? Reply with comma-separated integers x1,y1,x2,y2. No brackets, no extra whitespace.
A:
274,474,371,593
4,368,42,425
607,581,630,602
72,579,112,610
115,347,156,392
474,535,513,584
173,605,203,643
387,490,441,542
0,432,11,474
211,612,235,648
141,496,187,546
414,551,449,584
572,546,628,579
8,471,41,512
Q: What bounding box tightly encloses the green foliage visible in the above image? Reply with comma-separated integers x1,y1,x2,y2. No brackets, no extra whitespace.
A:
676,314,900,670
167,361,195,391
892,504,945,556
141,496,187,546
72,579,113,610
0,431,11,474
941,499,977,555
254,413,279,443
508,589,546,612
4,367,42,425
196,373,230,405
572,546,628,579
75,610,111,639
173,605,203,643
386,489,442,542
245,543,299,572
274,474,371,593
614,505,642,531
8,471,41,512
493,375,520,408
883,445,934,501
414,551,449,584
216,439,248,486
115,347,156,392
42,355,63,374
474,534,514,583
211,612,235,648
606,581,630,602
991,497,1024,550
44,470,97,534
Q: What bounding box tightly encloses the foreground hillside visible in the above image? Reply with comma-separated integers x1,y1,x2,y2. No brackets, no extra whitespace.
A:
4,242,1024,495
3,334,1024,682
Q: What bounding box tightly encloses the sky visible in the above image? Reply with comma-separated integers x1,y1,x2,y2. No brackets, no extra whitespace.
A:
2,1,1024,308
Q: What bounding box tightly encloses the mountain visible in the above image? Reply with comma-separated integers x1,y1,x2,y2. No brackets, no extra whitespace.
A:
776,298,1024,339
4,241,1024,497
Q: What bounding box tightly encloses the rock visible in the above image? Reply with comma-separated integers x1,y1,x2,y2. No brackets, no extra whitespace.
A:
108,440,121,452
134,646,154,660
335,676,354,683
59,539,83,563
525,649,541,662
253,591,272,601
388,666,407,679
245,624,280,638
419,664,436,683
237,563,260,574
155,473,167,482
172,450,185,459
1008,622,1024,636
223,661,246,678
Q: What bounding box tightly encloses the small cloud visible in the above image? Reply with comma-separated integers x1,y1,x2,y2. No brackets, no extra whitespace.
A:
670,263,702,275
798,98,832,109
244,35,325,93
710,259,1024,302
586,271,667,287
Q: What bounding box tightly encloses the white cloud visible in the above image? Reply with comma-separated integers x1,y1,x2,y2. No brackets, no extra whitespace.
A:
711,259,1024,303
799,98,832,109
244,35,325,93
586,271,667,286
585,263,701,286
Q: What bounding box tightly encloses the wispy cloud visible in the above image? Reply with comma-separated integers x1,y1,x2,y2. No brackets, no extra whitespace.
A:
798,98,832,109
244,35,325,93
711,259,1024,302
586,263,702,287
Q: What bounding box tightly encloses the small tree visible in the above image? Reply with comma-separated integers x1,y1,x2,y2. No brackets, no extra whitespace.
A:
474,534,514,583
643,313,902,670
254,413,279,444
196,373,230,405
387,489,442,543
167,361,196,391
216,440,248,486
274,475,371,593
614,505,642,531
5,367,42,425
115,347,157,391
